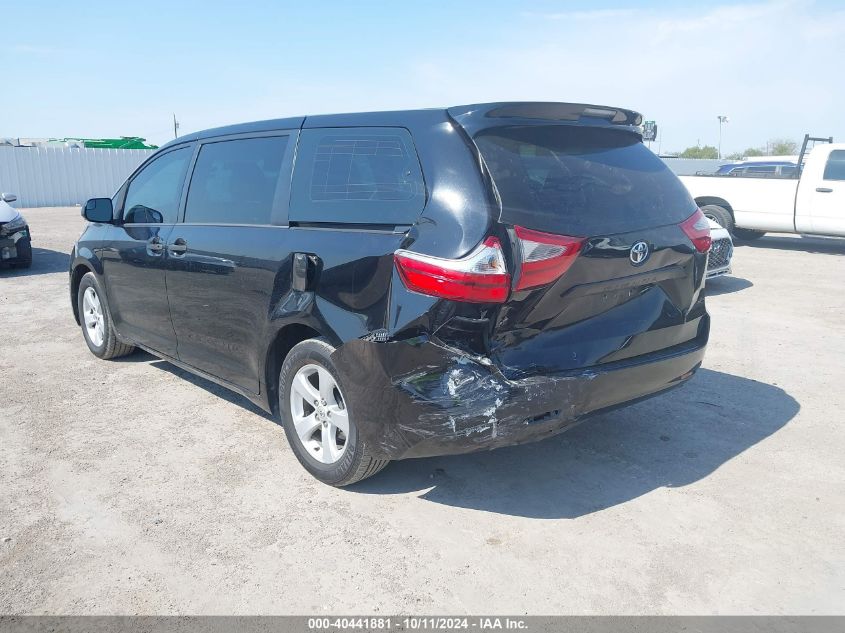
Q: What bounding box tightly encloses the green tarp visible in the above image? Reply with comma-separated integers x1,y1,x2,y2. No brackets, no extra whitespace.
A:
49,137,159,150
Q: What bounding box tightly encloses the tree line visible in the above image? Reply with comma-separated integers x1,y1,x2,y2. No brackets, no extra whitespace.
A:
675,139,799,160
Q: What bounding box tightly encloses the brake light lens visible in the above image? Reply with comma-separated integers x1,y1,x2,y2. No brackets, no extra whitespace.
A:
514,225,585,291
394,237,510,303
680,209,712,253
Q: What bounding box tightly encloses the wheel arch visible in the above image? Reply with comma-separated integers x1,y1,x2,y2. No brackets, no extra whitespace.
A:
264,322,326,416
695,197,735,217
70,261,96,325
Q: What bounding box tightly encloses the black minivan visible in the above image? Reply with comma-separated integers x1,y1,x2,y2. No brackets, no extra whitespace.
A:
70,102,710,485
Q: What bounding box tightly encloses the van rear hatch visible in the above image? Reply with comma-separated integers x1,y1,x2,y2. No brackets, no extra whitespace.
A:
450,104,708,378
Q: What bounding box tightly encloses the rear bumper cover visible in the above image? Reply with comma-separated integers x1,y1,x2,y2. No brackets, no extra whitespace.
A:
332,320,708,460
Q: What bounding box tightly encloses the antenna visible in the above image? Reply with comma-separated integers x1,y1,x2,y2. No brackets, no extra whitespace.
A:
173,114,180,139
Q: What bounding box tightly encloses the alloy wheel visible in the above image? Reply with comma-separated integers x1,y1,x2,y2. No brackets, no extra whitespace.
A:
289,363,349,464
82,287,105,347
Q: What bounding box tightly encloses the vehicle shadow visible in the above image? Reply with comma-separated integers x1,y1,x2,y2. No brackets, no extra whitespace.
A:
118,350,274,420
738,235,845,255
704,275,753,296
0,248,69,277
352,368,798,519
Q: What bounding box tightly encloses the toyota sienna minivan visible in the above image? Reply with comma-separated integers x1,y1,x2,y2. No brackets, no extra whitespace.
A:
70,102,711,485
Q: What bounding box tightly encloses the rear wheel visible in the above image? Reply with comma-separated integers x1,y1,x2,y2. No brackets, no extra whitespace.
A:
279,337,389,486
77,272,135,359
701,204,735,234
733,228,766,241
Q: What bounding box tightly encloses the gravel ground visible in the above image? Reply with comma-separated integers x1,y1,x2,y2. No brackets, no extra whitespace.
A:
1,207,844,615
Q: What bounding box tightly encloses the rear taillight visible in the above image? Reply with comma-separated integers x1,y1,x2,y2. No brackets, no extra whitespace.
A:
680,209,712,253
394,237,510,303
514,225,585,291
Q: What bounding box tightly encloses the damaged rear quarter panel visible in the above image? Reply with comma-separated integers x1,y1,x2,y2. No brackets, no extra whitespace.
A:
331,334,596,459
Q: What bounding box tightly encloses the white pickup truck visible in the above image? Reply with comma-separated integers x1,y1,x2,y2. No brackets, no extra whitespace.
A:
679,136,845,240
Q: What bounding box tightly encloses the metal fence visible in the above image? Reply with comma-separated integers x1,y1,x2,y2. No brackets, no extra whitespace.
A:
0,147,727,209
0,146,154,208
660,158,725,176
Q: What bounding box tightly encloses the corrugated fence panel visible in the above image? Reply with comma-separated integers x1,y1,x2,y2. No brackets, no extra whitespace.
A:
660,158,725,176
0,146,154,208
0,149,736,206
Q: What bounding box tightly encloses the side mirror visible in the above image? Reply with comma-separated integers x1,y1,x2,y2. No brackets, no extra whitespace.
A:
1,192,16,203
124,205,163,224
83,198,114,223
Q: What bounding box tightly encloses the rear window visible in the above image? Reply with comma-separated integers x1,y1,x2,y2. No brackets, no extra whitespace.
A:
823,150,845,181
474,125,696,236
290,127,426,225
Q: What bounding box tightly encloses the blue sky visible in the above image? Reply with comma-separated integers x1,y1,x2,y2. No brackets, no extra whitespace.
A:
3,0,843,153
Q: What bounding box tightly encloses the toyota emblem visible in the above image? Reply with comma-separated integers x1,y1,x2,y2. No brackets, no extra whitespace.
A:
630,241,650,266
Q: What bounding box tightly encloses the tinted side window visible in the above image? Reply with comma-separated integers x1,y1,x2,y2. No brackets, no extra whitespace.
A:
823,150,845,181
290,127,425,224
123,146,192,224
185,135,289,225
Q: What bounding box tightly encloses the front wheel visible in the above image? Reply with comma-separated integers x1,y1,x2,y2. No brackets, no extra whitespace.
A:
279,338,389,486
77,272,135,359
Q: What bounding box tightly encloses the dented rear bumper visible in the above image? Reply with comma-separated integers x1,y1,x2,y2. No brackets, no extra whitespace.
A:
331,325,708,460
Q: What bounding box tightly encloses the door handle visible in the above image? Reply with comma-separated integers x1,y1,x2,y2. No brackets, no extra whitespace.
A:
147,236,164,254
816,187,833,193
168,238,188,255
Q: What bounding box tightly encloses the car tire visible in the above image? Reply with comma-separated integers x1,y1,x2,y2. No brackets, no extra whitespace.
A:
733,228,766,241
701,204,735,234
77,272,136,360
279,337,389,486
11,238,32,269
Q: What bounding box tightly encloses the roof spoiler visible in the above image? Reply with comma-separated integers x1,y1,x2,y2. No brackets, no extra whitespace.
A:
448,102,643,136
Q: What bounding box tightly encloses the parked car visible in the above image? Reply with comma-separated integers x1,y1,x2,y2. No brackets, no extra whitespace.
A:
69,102,711,485
680,135,843,240
714,161,797,178
706,218,733,278
0,193,32,269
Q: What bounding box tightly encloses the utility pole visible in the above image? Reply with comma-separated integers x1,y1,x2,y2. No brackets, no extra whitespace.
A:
717,115,729,159
173,114,180,139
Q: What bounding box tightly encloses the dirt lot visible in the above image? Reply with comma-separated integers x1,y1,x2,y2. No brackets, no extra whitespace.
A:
1,207,844,615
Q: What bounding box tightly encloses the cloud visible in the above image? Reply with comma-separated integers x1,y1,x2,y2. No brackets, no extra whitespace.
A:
404,0,845,154
3,0,841,150
652,0,793,37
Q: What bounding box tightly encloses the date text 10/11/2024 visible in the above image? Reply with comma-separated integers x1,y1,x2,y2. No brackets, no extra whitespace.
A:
307,617,529,630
